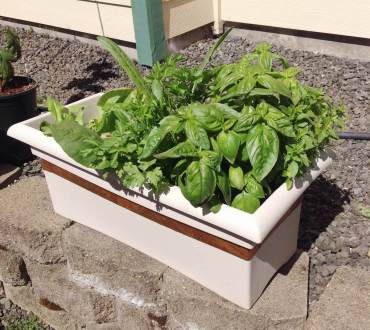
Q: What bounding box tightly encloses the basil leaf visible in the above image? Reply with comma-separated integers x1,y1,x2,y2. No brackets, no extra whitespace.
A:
244,173,265,199
200,150,222,172
229,166,244,191
257,74,291,99
155,140,197,159
246,123,279,181
249,88,279,100
186,103,224,132
217,131,241,164
231,192,260,213
283,161,299,178
234,112,260,132
181,161,216,206
208,195,222,213
141,115,182,159
185,120,210,150
216,171,231,205
265,106,296,137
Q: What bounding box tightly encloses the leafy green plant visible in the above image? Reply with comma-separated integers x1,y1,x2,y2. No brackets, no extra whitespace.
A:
0,28,21,91
41,31,345,214
357,203,370,219
6,314,43,330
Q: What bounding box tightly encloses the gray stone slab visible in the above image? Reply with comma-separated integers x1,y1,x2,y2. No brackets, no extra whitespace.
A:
305,266,370,330
63,222,168,306
3,283,78,330
158,251,309,330
251,252,309,325
0,164,21,189
0,248,29,286
0,176,71,263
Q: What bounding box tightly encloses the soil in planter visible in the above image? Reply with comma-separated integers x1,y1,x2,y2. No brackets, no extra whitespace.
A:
0,76,36,97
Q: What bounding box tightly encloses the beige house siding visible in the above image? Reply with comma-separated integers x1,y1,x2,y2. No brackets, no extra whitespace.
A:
0,0,135,42
220,0,370,39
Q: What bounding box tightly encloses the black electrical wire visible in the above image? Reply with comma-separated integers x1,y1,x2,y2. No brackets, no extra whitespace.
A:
337,131,370,140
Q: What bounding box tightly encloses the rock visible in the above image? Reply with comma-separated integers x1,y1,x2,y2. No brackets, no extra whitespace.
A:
0,249,29,286
347,237,360,248
305,266,370,330
25,260,100,323
63,223,167,306
0,176,71,264
351,243,369,256
2,282,78,329
158,252,309,330
315,236,331,251
0,164,21,189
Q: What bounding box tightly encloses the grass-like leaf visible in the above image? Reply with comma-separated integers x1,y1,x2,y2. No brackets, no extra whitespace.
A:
97,36,152,100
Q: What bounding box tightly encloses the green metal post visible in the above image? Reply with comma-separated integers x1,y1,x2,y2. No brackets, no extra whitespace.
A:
131,0,167,66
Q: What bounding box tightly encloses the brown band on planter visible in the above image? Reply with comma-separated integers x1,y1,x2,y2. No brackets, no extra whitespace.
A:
42,160,301,261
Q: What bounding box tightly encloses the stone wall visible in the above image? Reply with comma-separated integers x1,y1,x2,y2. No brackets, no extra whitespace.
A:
0,177,309,330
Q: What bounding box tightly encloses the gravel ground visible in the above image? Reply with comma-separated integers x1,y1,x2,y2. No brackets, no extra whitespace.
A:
1,26,369,314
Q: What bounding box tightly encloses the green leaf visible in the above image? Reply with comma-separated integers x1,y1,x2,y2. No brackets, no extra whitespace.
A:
186,103,240,132
180,161,216,206
249,88,280,100
257,74,291,99
265,105,296,137
208,195,222,213
217,131,241,164
146,167,163,191
216,171,231,204
151,79,163,101
233,111,260,132
47,97,65,122
357,203,370,219
231,192,260,213
97,88,132,108
246,123,279,181
229,166,244,191
50,121,102,167
200,150,222,172
258,50,272,71
185,120,210,150
141,115,182,159
97,36,152,100
198,28,233,72
120,163,145,187
155,140,197,159
244,173,265,199
284,161,299,178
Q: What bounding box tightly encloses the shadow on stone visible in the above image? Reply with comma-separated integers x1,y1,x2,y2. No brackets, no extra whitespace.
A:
298,175,350,251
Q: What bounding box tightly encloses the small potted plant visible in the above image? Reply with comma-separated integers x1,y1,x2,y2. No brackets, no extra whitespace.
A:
0,28,37,164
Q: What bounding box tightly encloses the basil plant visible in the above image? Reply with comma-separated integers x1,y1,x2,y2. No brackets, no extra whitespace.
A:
41,30,345,214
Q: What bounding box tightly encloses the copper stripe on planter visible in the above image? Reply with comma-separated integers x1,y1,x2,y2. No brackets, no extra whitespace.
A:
42,160,301,261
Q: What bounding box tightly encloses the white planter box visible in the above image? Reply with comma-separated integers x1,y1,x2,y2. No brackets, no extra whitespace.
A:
8,94,333,308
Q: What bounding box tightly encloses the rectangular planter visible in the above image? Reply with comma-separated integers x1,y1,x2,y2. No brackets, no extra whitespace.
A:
8,93,332,308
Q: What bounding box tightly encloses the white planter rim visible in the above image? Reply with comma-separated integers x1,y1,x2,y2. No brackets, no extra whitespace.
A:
7,93,333,245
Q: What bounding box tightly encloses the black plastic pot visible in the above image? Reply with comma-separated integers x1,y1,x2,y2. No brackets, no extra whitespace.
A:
0,77,37,165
